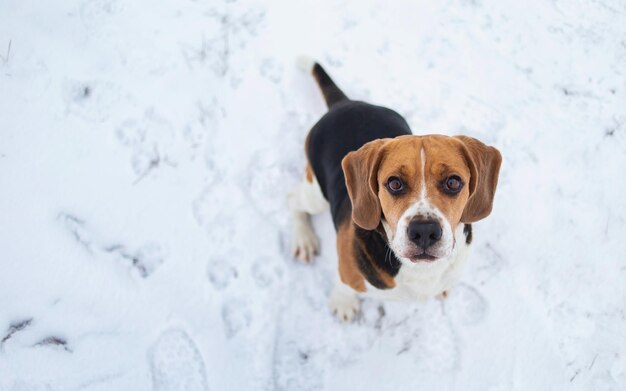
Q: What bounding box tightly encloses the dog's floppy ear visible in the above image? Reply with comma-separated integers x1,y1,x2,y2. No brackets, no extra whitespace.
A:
454,136,502,223
342,139,389,230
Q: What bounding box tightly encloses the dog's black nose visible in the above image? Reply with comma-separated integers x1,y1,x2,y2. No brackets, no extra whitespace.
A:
407,220,442,249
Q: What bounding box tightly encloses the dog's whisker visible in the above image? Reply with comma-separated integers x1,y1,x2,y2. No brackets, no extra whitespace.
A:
385,247,392,267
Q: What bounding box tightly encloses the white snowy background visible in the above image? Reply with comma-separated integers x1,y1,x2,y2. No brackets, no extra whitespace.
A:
1,0,625,390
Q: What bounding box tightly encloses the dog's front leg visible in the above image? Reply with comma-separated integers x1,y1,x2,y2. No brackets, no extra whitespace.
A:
287,172,328,262
328,280,360,322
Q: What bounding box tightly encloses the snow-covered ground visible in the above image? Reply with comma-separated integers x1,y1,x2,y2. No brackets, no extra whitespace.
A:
1,0,625,390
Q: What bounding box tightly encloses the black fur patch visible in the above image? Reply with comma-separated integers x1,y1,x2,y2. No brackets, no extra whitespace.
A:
306,101,412,229
463,224,473,244
305,99,412,289
353,226,401,289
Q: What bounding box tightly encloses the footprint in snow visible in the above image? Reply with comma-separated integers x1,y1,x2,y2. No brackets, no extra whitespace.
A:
116,110,177,183
221,299,252,338
444,283,488,325
207,259,238,290
78,0,125,42
411,302,459,371
245,151,300,220
250,258,280,288
149,329,209,391
259,58,284,83
62,79,124,123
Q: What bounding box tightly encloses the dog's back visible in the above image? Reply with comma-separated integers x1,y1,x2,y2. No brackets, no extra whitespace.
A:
303,62,412,227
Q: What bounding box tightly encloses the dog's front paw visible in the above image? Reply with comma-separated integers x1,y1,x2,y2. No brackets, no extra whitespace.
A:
329,284,360,322
292,224,319,263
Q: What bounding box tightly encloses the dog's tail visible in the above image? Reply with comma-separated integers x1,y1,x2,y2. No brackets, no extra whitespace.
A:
297,56,348,108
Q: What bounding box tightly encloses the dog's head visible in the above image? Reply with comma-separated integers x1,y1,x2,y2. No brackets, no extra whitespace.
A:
342,135,501,264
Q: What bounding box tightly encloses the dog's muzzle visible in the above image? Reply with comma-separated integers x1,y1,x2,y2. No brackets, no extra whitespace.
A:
406,219,443,262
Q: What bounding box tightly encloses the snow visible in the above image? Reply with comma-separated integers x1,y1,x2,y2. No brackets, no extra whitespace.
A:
1,0,625,390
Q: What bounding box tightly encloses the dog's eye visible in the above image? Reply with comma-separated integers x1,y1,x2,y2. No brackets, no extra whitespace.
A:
443,175,463,194
386,177,404,194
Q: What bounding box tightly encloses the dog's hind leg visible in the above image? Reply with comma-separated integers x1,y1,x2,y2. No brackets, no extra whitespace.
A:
287,165,328,262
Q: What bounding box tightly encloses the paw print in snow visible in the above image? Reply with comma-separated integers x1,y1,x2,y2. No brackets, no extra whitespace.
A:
207,260,238,290
412,302,458,371
251,259,281,288
444,283,488,325
259,58,283,83
63,79,124,122
221,299,252,338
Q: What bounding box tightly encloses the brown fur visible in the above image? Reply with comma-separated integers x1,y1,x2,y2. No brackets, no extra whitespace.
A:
353,231,397,289
336,220,396,292
304,134,315,183
305,164,314,183
336,221,366,292
341,139,390,230
454,136,502,222
344,135,501,236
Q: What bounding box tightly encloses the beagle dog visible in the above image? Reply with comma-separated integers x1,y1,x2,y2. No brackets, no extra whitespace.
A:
289,59,502,321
